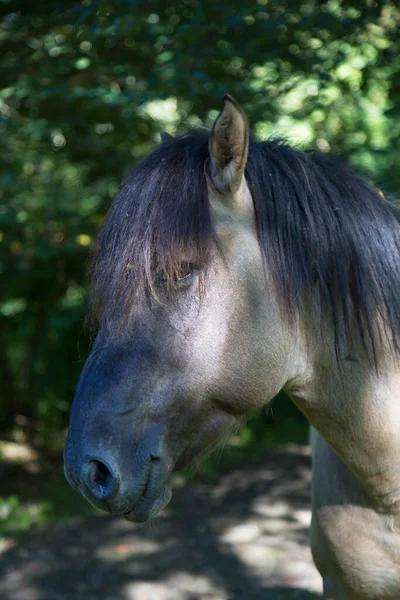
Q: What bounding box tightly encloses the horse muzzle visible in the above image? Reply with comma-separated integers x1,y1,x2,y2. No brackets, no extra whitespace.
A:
64,425,172,523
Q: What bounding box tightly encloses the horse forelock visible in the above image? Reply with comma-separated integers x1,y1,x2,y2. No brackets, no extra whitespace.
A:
88,130,215,330
88,127,400,363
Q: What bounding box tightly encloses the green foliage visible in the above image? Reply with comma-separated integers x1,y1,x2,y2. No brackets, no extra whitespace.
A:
1,1,400,438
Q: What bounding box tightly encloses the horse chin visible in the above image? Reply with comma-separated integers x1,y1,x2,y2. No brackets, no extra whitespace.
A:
173,435,226,473
173,442,210,472
174,416,242,473
173,451,194,472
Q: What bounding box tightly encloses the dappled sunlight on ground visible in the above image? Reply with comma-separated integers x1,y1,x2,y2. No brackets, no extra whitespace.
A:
1,446,322,599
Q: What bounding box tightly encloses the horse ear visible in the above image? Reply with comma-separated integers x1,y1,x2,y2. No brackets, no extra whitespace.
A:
209,95,249,194
160,131,174,143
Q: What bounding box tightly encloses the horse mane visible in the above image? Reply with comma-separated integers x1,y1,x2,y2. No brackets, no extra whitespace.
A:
89,129,400,361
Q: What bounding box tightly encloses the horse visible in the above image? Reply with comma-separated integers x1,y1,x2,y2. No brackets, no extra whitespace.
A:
64,95,400,599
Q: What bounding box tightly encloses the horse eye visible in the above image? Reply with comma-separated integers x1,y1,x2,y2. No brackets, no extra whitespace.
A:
176,263,197,282
155,264,197,286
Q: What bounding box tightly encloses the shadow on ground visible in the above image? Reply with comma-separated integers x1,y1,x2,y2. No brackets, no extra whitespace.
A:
1,446,322,600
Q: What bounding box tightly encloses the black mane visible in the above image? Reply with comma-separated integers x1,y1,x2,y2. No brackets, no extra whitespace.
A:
90,129,400,361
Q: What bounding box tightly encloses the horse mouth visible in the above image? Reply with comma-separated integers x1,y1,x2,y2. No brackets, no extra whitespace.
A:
123,484,172,523
120,457,173,523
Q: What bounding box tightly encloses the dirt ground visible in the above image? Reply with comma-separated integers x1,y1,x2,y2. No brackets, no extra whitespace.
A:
1,446,322,600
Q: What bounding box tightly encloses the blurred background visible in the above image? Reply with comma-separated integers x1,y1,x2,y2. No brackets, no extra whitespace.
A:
0,1,399,596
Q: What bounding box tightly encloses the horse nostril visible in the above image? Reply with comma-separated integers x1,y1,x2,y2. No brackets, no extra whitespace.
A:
84,459,119,501
92,460,111,487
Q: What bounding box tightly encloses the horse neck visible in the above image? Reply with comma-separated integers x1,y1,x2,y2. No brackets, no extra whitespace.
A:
286,323,400,515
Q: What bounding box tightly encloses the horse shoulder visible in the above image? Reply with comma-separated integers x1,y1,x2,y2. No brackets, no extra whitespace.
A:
311,428,400,599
